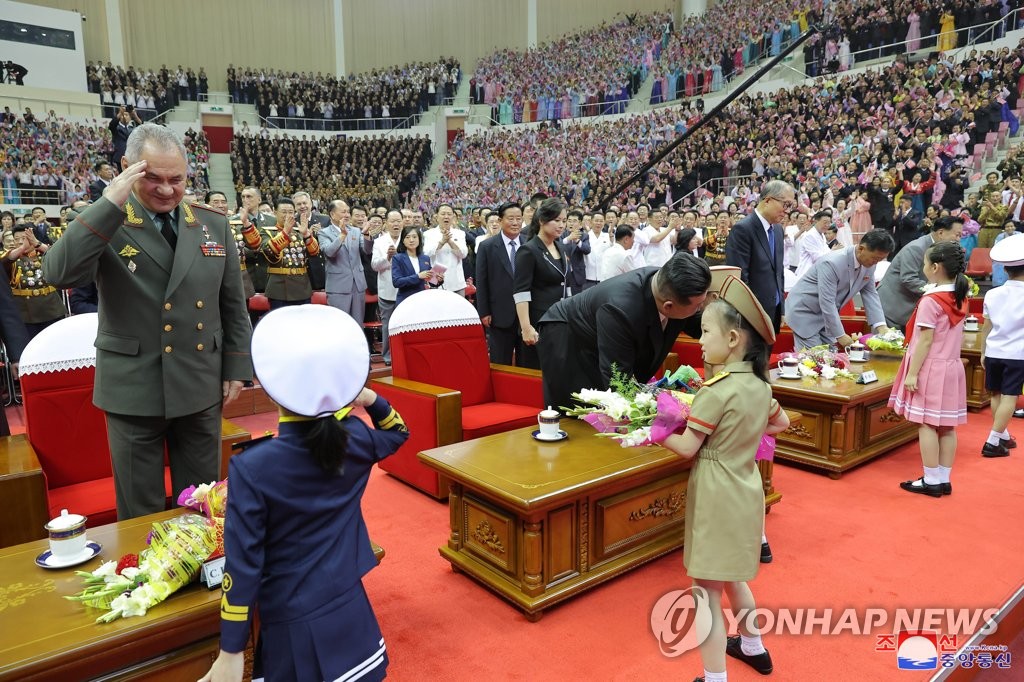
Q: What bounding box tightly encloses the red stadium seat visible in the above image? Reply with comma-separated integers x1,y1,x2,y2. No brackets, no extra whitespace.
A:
966,248,992,280
311,291,328,305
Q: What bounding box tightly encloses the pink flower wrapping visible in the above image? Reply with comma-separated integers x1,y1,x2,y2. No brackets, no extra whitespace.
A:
756,434,776,462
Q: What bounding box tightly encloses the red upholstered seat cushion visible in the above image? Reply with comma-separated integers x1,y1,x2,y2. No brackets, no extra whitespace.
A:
21,368,111,489
48,468,173,528
461,403,539,441
391,326,495,406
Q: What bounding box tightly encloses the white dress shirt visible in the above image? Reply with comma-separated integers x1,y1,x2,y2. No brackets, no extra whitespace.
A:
422,226,468,291
599,243,632,280
795,228,829,281
584,230,611,280
371,231,400,301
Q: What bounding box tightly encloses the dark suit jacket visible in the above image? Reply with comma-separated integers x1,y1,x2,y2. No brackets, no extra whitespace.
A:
305,212,331,290
513,236,567,325
43,196,253,418
89,179,109,202
540,267,702,389
475,233,524,329
391,252,432,305
564,232,591,292
725,211,783,328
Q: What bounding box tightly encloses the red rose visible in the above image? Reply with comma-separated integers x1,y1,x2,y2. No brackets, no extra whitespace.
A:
116,553,139,575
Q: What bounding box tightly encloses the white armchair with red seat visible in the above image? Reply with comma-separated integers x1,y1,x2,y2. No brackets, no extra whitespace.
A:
370,290,543,498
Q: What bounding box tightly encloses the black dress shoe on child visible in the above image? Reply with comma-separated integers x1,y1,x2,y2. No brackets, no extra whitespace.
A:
760,541,773,564
1014,408,1024,418
982,442,1011,458
726,636,774,675
1001,436,1017,449
900,478,943,497
941,482,952,495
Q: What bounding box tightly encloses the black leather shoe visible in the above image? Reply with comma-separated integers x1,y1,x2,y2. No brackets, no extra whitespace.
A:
900,478,943,497
1001,436,1017,449
760,541,773,564
941,482,952,495
982,442,1010,458
1014,408,1024,418
726,636,773,674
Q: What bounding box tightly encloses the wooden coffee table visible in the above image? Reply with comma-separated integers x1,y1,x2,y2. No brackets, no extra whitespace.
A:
418,420,779,621
0,511,385,681
770,353,918,478
960,331,991,411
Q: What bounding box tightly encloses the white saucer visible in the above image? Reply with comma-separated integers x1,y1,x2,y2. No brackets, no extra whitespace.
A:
35,541,102,569
848,357,869,363
532,429,568,442
777,374,803,380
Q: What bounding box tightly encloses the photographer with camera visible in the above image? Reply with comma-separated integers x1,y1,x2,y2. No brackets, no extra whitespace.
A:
108,105,142,166
3,61,27,86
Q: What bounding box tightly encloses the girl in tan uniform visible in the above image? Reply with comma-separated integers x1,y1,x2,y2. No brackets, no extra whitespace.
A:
658,276,790,682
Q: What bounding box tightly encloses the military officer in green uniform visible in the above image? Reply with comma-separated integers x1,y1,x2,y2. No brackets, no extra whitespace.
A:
3,224,66,338
229,186,274,295
43,123,254,520
260,197,320,308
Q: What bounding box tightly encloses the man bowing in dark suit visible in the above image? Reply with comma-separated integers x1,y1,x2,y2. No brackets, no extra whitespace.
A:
44,123,253,520
537,253,711,411
475,202,525,365
726,179,793,333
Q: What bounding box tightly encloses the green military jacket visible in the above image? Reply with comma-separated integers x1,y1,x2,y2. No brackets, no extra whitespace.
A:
43,195,252,418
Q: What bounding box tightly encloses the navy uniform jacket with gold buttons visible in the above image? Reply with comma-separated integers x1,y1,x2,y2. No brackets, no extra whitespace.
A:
219,396,409,652
42,195,253,418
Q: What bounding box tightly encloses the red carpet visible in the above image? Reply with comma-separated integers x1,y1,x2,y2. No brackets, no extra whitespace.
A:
16,402,1022,681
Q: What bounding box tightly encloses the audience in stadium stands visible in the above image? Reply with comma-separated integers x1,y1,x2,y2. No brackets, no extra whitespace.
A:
472,12,668,120
228,59,460,131
418,41,1023,221
1,109,210,205
87,62,205,119
230,133,431,210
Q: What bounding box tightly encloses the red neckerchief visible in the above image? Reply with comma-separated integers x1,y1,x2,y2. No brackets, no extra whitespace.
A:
905,289,967,345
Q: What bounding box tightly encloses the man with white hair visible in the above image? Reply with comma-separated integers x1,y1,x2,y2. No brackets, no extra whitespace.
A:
44,123,252,520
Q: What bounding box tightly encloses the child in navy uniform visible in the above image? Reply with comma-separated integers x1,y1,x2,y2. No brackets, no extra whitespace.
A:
199,305,408,682
653,276,790,682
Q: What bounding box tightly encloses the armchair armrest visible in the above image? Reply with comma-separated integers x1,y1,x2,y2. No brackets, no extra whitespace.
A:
489,363,544,406
370,376,462,498
219,419,251,481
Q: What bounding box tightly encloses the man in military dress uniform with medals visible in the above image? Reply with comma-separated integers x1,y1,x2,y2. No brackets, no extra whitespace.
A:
3,224,66,338
260,197,320,308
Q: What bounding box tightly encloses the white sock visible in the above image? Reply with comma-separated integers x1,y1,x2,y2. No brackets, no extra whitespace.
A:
922,466,941,485
703,670,727,682
987,431,1003,446
761,532,767,544
937,465,951,484
741,633,766,656
998,429,1010,439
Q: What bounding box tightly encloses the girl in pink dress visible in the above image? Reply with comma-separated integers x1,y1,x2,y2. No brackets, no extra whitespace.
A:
889,241,969,498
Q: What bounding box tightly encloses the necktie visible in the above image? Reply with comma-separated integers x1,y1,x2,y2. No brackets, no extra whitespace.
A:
509,239,517,274
767,224,776,260
158,212,177,250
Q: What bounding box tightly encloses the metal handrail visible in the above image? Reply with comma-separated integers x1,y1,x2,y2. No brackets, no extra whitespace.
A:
669,174,757,209
803,9,1020,73
253,111,425,133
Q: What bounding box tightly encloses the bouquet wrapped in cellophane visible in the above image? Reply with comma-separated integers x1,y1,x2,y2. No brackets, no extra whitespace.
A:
66,513,216,623
858,328,906,353
563,366,699,447
178,479,228,558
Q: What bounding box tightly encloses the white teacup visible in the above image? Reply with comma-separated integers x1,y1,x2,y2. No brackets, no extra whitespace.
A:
44,509,88,558
777,358,800,379
538,407,561,437
845,343,869,362
964,315,979,332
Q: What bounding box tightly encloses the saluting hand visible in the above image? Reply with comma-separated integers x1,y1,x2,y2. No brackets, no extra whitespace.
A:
104,160,147,207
